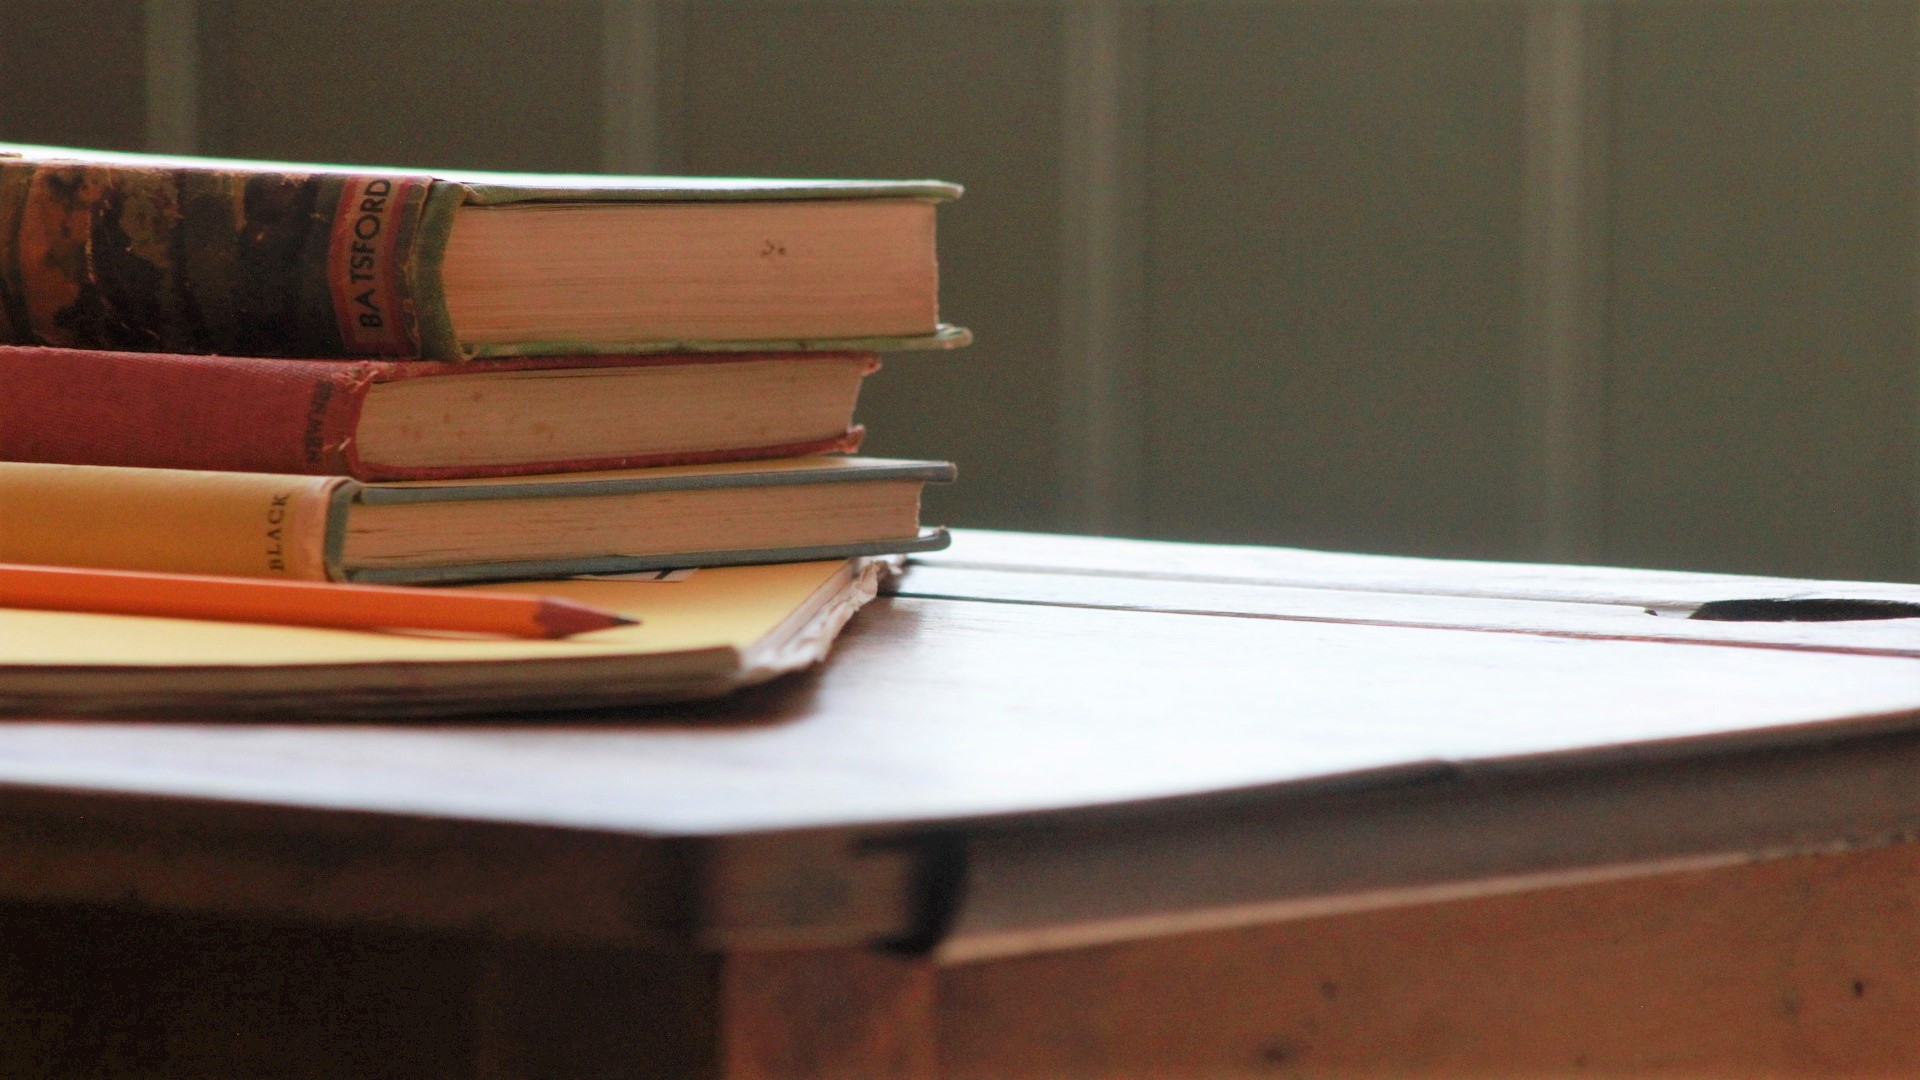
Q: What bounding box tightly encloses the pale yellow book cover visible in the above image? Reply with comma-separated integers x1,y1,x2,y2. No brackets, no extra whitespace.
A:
0,559,885,717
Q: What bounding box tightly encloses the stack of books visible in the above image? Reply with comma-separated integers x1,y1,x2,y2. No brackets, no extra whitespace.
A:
0,143,965,713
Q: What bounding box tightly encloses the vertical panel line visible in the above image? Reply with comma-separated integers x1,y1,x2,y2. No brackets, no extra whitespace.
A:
602,0,662,173
1522,0,1609,562
143,0,199,154
1059,1,1146,535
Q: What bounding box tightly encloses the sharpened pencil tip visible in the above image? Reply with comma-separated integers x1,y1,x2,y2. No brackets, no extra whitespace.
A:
533,597,640,638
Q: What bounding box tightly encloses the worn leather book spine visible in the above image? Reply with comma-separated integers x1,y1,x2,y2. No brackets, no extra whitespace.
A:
0,346,870,481
0,143,974,361
0,155,437,357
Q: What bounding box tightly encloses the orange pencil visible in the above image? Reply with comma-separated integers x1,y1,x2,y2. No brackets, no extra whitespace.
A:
0,563,636,639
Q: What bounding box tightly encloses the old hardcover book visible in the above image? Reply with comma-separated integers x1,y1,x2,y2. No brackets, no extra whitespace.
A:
0,456,953,584
0,557,893,717
0,142,968,360
0,345,876,481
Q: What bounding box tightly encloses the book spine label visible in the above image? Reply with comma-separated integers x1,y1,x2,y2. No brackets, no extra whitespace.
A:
0,463,344,580
0,159,432,357
326,175,428,355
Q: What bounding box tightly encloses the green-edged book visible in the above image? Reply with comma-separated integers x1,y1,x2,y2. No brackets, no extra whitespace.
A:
0,455,954,585
0,142,968,361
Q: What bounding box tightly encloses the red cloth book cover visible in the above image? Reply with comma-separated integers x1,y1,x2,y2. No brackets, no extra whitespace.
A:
0,346,870,481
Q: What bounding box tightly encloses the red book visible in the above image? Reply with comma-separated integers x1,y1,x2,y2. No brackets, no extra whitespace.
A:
0,346,874,481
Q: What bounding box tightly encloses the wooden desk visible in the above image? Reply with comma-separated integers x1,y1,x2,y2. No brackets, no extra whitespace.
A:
3,529,1920,1077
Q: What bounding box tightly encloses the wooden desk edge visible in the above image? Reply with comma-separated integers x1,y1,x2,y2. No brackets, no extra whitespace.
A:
940,723,1920,962
10,719,1920,967
0,787,938,952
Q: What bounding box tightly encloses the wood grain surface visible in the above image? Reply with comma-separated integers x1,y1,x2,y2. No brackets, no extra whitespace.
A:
941,838,1920,1078
2,530,1919,1077
923,529,1920,606
0,905,937,1080
0,593,1917,836
472,943,934,1080
0,530,1915,951
941,727,1920,961
893,563,1920,658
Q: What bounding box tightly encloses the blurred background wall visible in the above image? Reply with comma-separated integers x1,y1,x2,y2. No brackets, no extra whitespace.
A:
2,0,1914,582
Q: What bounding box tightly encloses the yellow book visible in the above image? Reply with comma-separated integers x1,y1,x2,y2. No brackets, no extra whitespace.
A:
0,558,886,717
0,456,952,584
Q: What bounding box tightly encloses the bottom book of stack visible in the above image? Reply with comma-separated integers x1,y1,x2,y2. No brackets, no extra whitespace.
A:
0,456,952,584
0,558,888,718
